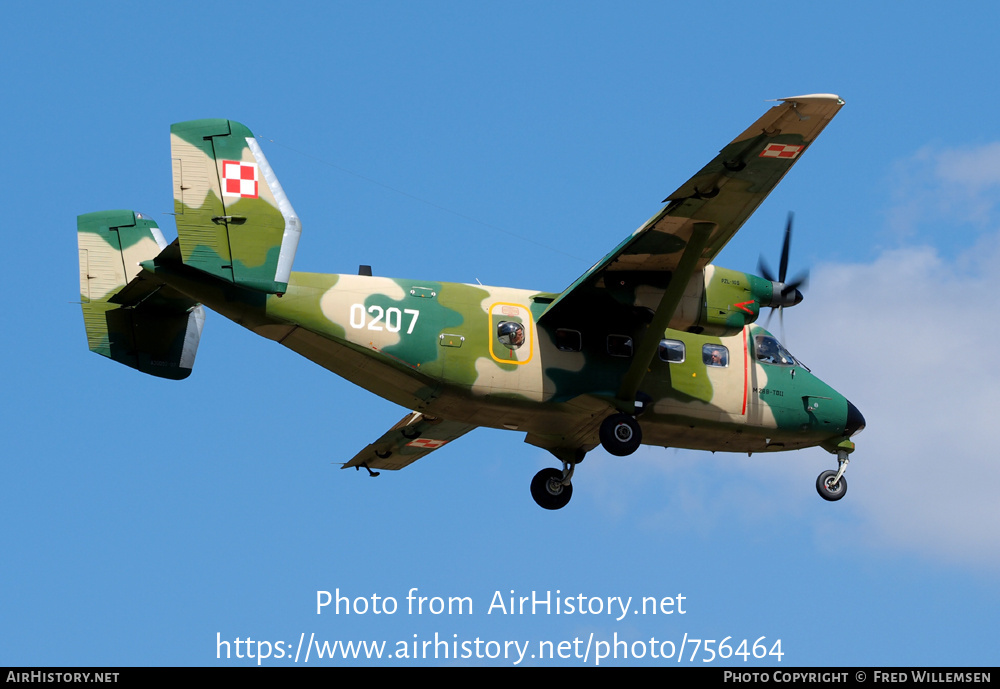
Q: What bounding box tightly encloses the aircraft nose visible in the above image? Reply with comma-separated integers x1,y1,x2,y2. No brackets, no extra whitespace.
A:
846,400,866,437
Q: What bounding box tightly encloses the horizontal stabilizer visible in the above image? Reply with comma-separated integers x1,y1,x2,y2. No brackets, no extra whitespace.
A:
78,211,204,380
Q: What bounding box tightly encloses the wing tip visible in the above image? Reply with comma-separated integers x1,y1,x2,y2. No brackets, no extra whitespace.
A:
772,93,845,105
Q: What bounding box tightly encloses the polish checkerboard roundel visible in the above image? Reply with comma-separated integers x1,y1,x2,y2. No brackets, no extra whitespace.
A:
759,143,804,160
407,438,448,449
221,160,259,199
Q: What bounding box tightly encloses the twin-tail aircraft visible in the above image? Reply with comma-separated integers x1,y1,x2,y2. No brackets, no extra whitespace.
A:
77,94,865,510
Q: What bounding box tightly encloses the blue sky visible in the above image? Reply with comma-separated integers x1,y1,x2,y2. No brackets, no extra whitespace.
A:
3,1,998,666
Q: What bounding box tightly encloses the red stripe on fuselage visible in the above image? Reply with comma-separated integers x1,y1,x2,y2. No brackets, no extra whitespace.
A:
742,327,749,416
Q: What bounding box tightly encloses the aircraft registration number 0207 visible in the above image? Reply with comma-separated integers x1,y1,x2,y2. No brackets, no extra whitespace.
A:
348,304,420,334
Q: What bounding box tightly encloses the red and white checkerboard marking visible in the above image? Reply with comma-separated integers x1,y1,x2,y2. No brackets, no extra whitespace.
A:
759,143,804,160
406,438,448,449
221,160,259,199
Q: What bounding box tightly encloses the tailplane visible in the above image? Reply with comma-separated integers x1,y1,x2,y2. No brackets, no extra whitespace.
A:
78,210,204,380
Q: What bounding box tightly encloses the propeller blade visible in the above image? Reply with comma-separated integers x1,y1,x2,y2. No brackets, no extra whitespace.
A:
779,212,793,284
784,269,809,295
758,255,776,283
759,211,810,332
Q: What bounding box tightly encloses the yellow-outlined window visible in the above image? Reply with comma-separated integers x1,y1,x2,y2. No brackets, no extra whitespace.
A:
488,302,534,365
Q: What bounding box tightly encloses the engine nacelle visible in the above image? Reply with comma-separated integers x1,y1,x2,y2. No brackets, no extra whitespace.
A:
665,266,773,337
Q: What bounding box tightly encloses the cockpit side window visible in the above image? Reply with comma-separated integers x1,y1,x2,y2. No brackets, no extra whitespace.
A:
703,344,728,367
754,335,797,366
658,339,685,363
607,334,633,358
555,328,582,352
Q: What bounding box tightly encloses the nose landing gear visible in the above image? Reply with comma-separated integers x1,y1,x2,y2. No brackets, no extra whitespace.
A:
816,448,851,501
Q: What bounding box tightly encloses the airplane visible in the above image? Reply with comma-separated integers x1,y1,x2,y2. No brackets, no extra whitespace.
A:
76,93,865,510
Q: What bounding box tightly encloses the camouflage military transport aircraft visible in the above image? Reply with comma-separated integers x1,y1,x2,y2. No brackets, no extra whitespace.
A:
77,94,865,510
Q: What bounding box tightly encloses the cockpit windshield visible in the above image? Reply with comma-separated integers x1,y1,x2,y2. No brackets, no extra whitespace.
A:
754,334,805,368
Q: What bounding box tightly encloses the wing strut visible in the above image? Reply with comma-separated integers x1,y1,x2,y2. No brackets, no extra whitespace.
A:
615,222,714,411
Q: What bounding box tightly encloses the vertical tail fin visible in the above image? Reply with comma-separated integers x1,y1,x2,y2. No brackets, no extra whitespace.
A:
170,119,300,294
78,210,204,380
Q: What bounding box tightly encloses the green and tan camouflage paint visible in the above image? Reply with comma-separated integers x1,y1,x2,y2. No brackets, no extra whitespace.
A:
171,119,299,294
78,210,204,380
257,272,850,455
78,97,860,471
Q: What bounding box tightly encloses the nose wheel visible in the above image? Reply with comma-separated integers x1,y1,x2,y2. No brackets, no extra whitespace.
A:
816,470,847,501
816,449,851,502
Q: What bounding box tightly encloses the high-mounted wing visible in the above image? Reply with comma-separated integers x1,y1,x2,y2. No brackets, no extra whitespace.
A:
539,94,844,326
342,412,477,472
538,94,844,410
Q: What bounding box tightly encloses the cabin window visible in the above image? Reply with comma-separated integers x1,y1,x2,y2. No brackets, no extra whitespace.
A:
555,328,582,352
497,321,525,350
702,344,729,367
658,339,685,363
607,334,633,358
754,335,797,366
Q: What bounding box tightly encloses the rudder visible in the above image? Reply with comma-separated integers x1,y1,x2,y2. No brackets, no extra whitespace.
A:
170,119,300,294
78,210,204,380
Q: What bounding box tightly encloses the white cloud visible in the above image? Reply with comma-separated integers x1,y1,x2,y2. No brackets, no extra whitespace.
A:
889,143,1000,234
793,233,1000,569
784,142,1000,568
934,143,1000,190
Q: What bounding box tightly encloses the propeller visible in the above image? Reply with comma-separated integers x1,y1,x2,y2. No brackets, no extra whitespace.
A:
757,212,809,340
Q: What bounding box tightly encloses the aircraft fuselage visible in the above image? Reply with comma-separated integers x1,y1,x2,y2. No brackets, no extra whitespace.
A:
146,262,859,457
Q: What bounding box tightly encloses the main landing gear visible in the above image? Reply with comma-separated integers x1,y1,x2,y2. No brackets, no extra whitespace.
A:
598,413,642,457
529,412,644,510
530,464,575,510
816,448,851,501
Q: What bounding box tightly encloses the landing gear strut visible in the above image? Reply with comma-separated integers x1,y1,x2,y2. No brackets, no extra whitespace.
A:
599,413,642,456
530,463,575,510
816,449,850,501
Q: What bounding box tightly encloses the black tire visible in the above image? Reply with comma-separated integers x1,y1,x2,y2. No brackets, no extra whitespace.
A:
530,468,573,510
816,470,847,501
599,414,642,457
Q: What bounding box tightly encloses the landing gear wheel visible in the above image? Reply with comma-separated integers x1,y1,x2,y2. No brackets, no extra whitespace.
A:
816,470,848,501
599,414,642,457
530,468,573,510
